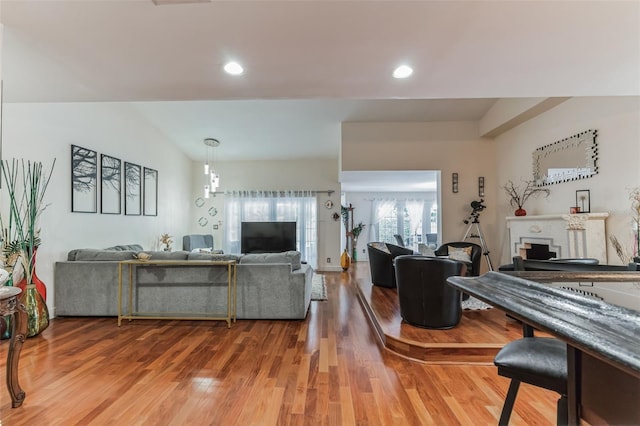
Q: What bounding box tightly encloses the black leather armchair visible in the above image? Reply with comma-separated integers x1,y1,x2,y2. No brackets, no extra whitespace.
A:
435,242,482,276
367,242,413,288
393,234,405,247
393,255,466,329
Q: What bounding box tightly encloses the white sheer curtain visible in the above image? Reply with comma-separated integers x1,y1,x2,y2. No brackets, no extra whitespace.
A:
405,199,424,248
369,198,396,242
224,190,318,268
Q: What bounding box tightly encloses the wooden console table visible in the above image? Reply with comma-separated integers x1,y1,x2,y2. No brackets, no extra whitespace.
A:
447,271,640,425
0,287,27,408
117,259,237,328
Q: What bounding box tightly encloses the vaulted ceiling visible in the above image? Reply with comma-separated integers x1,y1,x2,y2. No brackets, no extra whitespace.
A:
2,0,639,165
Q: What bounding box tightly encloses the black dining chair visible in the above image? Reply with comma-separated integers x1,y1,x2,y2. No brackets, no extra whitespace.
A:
494,324,568,425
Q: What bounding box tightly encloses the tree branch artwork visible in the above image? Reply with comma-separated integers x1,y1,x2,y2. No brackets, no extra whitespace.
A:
124,162,141,215
71,145,97,212
101,154,121,214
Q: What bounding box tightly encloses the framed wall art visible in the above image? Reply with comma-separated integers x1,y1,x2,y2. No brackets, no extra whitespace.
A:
100,154,121,214
124,161,142,215
71,144,98,213
576,190,590,213
143,167,158,216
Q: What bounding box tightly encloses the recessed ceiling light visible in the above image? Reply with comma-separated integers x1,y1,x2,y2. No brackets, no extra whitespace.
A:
224,61,244,76
393,65,413,79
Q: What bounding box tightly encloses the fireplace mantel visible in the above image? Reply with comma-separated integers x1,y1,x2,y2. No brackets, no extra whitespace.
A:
506,212,609,262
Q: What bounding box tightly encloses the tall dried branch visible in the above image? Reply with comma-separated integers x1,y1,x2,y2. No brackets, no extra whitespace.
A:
503,179,550,209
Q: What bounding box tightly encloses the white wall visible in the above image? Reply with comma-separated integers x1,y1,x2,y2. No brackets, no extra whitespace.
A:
494,96,640,265
3,102,193,316
188,158,343,271
341,121,498,274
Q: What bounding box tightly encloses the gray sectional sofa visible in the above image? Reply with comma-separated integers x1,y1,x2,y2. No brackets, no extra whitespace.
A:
54,246,313,320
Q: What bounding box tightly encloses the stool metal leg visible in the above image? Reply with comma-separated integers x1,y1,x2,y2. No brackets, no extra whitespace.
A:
499,380,521,425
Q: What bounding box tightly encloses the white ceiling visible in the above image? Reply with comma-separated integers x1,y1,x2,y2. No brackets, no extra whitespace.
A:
2,0,639,189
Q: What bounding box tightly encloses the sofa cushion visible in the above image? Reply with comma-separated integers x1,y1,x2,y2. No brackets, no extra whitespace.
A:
187,253,241,262
239,251,302,270
104,244,144,251
70,249,138,261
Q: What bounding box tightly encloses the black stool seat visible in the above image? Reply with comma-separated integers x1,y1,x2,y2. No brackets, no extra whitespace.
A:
494,337,568,425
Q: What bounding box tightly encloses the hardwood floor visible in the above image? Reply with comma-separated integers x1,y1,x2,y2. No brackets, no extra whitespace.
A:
355,269,537,364
0,262,557,425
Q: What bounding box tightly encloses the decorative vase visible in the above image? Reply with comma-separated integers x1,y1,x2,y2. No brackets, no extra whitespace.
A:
352,239,358,262
15,249,47,301
515,208,527,217
15,251,50,337
0,276,13,340
18,284,49,337
340,248,351,271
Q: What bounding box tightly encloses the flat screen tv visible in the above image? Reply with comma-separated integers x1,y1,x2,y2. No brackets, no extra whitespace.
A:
241,221,297,254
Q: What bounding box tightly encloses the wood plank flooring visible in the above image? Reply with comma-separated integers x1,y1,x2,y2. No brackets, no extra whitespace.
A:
0,262,558,425
355,267,529,364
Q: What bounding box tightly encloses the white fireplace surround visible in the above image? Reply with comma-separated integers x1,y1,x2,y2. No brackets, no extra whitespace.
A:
506,213,609,263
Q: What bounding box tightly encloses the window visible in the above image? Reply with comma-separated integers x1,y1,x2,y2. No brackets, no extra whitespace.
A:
371,198,438,249
224,191,317,267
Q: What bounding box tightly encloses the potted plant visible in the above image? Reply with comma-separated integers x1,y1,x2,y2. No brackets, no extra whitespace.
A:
0,159,56,337
351,222,366,261
503,179,550,216
160,233,173,252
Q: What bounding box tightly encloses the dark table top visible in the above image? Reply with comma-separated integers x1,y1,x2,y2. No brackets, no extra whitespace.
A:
447,271,640,378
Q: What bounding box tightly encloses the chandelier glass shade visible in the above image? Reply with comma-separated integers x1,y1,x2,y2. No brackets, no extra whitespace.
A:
203,138,220,198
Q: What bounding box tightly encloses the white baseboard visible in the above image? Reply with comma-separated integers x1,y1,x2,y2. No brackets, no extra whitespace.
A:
315,265,343,272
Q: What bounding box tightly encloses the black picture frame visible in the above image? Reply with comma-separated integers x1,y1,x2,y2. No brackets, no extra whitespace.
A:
124,162,142,215
100,154,121,214
576,190,590,213
452,173,459,193
71,144,98,213
478,176,485,197
143,167,158,216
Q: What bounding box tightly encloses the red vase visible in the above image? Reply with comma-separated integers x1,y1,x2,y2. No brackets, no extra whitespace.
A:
15,249,47,301
515,208,527,216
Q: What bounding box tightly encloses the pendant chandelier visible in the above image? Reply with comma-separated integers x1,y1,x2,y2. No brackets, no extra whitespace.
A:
203,138,220,198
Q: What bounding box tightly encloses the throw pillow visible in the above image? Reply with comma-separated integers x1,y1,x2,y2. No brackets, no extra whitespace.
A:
239,251,302,270
447,246,472,263
369,242,390,253
191,247,213,253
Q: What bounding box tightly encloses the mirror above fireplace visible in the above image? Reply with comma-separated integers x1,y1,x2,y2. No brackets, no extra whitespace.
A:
532,129,598,186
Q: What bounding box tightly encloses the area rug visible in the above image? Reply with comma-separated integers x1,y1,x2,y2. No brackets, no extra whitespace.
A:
311,274,328,301
461,296,493,310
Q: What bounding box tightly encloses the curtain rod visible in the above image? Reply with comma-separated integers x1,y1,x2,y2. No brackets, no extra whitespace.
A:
224,189,335,195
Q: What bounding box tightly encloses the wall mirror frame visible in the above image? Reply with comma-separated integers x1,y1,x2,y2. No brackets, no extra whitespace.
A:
532,129,598,186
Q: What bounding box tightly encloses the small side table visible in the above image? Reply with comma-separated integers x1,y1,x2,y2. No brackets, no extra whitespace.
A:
0,287,27,408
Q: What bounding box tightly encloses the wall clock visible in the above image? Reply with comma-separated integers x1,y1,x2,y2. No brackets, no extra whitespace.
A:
325,200,334,209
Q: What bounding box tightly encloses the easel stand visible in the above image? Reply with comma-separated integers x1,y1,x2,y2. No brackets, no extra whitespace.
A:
462,218,494,271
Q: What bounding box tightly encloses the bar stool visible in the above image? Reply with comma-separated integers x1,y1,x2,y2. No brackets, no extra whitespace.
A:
494,336,568,425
